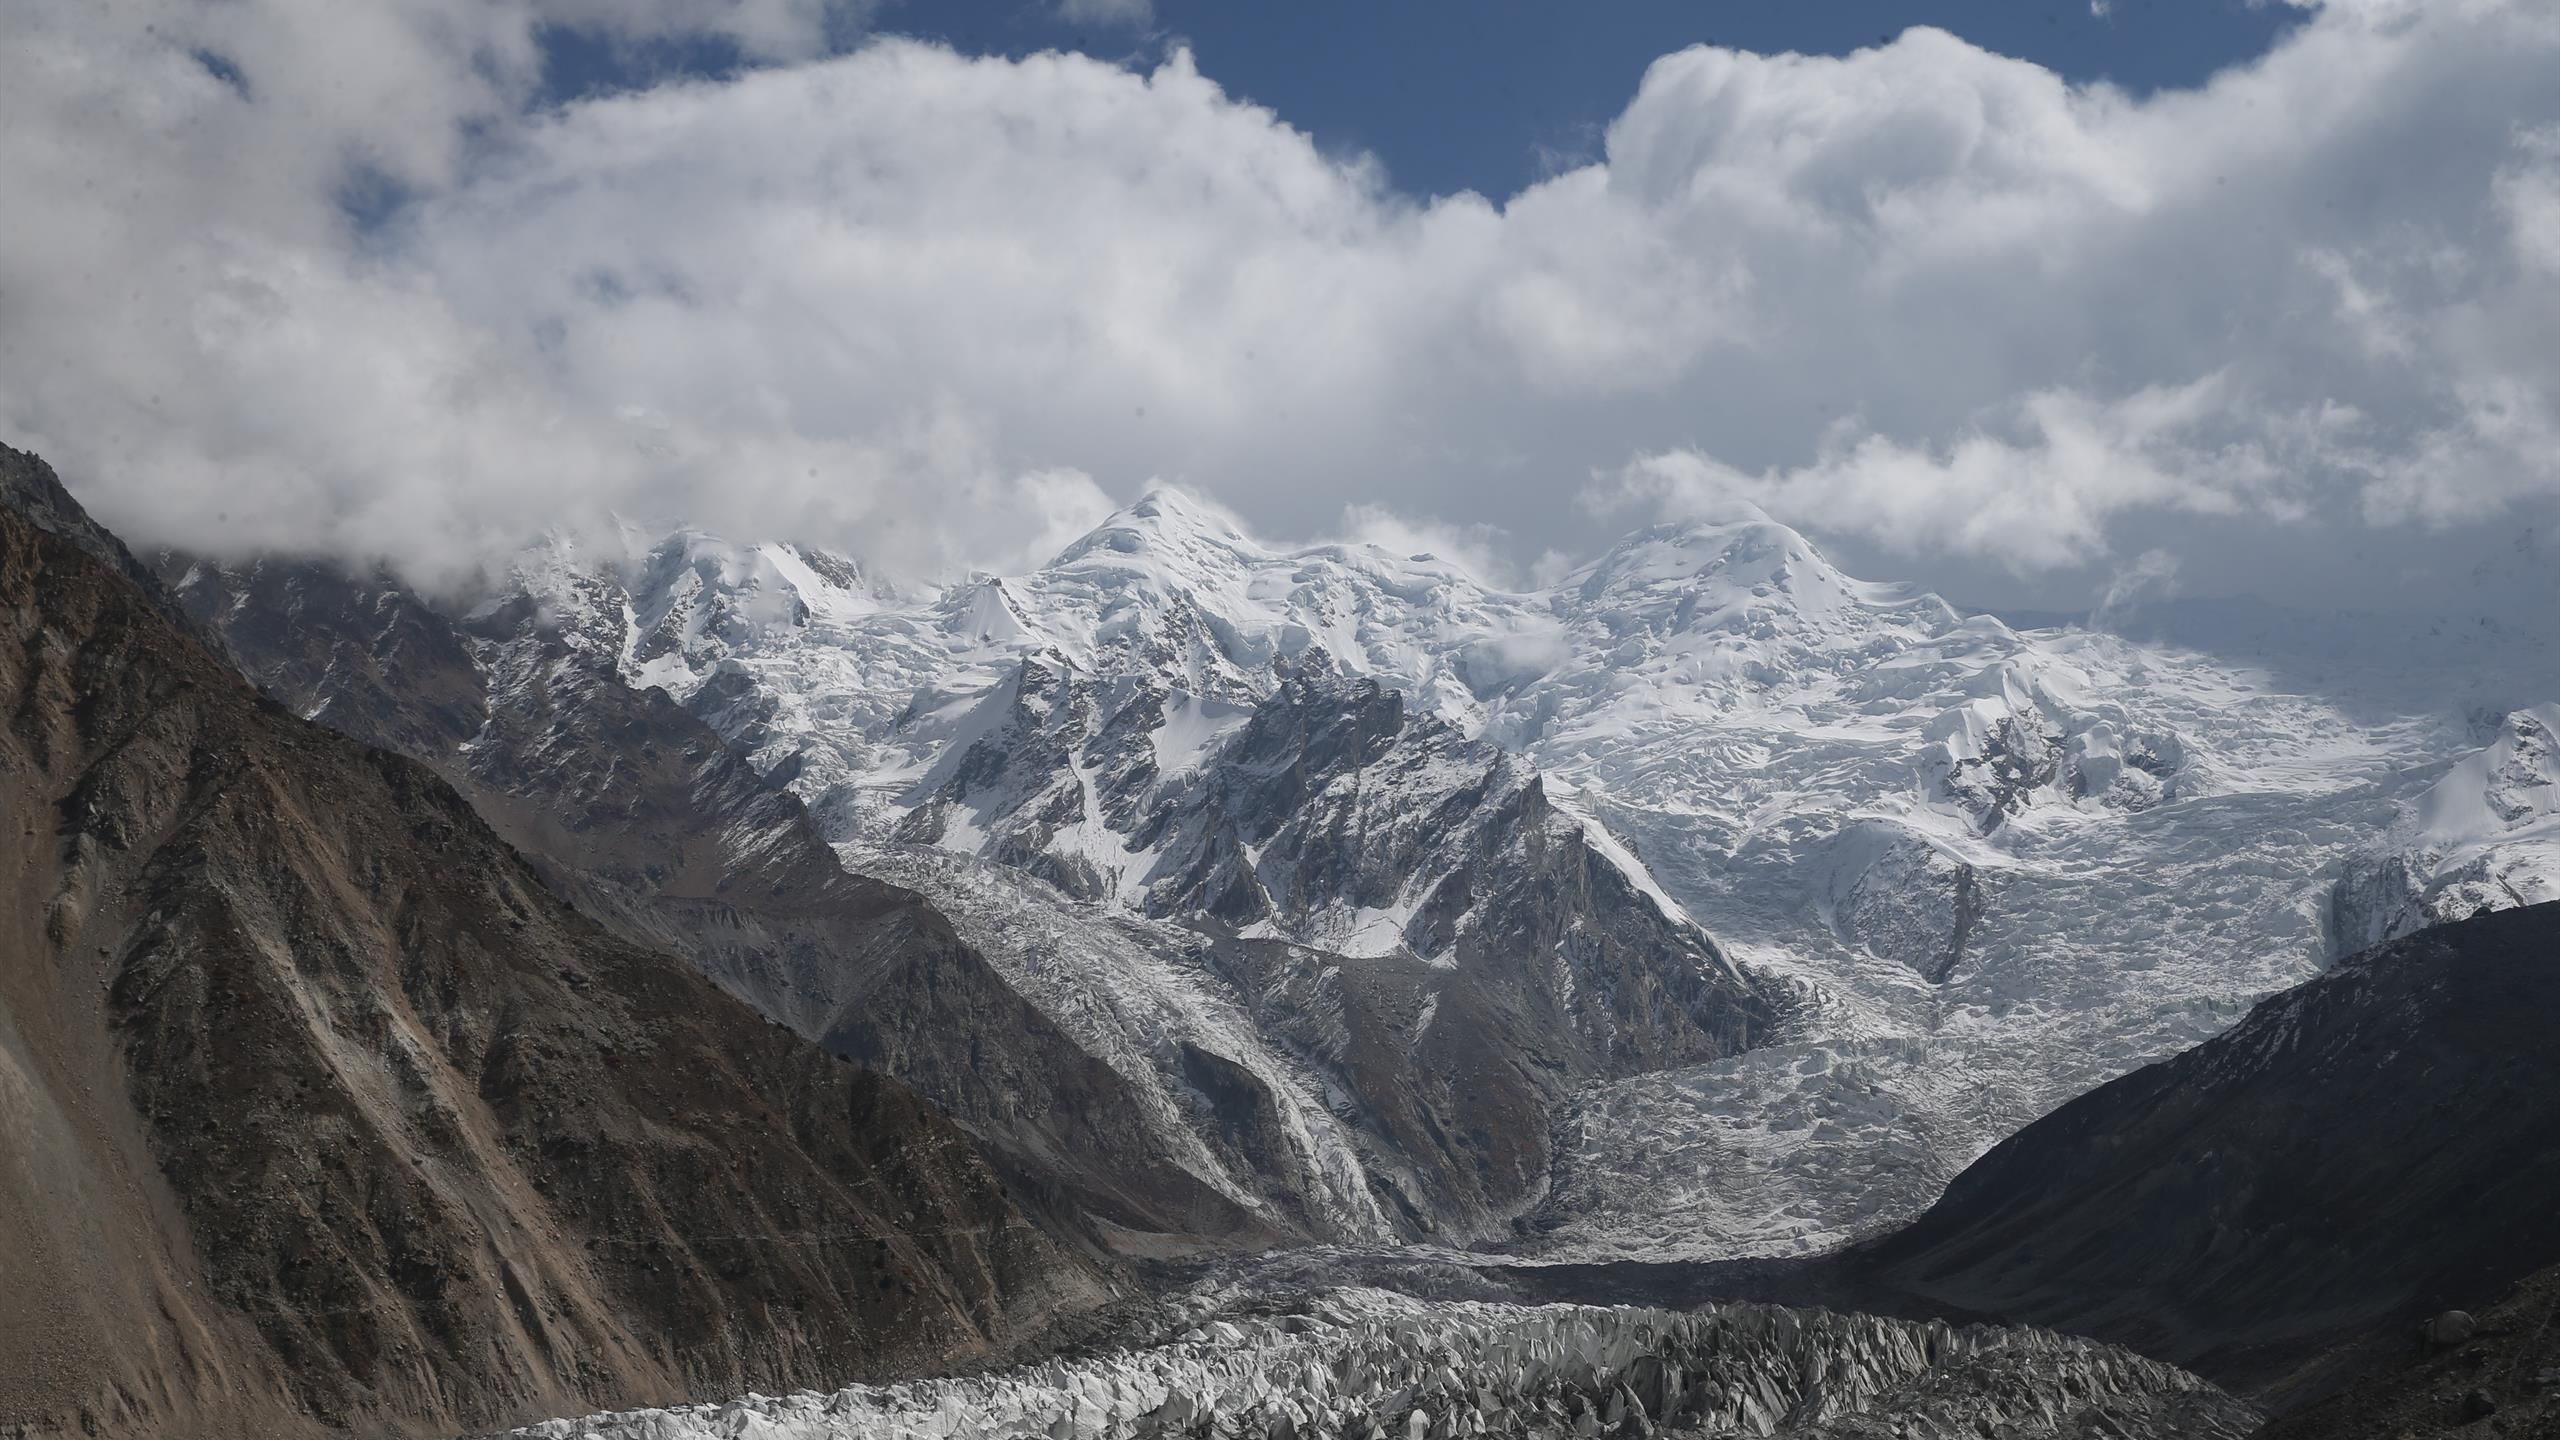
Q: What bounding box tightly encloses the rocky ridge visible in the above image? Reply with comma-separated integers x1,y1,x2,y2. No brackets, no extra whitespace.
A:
2257,1258,2560,1438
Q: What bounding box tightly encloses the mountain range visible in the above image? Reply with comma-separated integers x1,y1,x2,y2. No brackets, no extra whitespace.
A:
6,439,2557,1437
169,480,2560,1262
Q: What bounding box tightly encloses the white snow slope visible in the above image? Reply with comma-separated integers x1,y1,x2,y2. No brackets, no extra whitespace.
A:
495,489,2560,1263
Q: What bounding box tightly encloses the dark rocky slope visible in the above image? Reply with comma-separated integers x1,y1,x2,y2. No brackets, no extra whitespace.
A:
0,445,1110,1438
2257,1257,2560,1438
1859,900,2560,1408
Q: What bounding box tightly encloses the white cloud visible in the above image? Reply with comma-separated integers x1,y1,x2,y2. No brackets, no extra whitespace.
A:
2094,548,2181,627
1597,377,2297,576
0,1,2555,614
1333,504,1522,587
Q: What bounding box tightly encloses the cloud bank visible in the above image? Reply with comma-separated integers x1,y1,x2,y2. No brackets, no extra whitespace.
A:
1,0,2555,611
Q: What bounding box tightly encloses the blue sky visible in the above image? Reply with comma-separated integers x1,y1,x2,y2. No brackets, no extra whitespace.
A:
548,1,2308,202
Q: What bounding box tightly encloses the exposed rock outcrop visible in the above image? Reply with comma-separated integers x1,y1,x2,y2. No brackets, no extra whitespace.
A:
2257,1260,2560,1439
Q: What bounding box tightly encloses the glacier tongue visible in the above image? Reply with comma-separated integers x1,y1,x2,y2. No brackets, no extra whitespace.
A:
485,1287,2258,1440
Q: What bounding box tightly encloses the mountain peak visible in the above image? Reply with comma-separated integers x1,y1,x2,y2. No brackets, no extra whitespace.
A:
0,443,190,618
1123,484,1237,528
1559,515,1959,638
1570,516,1835,592
1048,485,1260,571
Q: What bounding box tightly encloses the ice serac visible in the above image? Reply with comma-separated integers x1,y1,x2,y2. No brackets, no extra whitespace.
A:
1863,901,2560,1407
496,1287,2258,1440
0,444,1108,1440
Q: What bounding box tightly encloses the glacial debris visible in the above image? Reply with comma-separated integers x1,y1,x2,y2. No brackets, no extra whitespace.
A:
491,1289,2257,1440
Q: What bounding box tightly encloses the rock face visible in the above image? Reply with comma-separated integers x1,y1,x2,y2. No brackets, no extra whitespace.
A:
0,445,1108,1439
1860,901,2560,1405
494,1288,2259,1440
1137,672,1763,1071
892,661,1773,1240
1823,823,1984,984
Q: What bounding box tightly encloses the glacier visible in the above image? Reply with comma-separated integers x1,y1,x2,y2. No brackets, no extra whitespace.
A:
484,1286,2258,1440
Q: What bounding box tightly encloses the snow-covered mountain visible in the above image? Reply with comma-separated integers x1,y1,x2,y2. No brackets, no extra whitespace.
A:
182,488,2560,1265
169,507,1779,1249
432,492,1788,1245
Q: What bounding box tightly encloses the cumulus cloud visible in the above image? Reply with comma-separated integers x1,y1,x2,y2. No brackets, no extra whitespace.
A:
0,0,2555,613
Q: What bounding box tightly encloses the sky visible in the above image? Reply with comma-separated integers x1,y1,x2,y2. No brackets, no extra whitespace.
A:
548,2,2311,201
4,0,2558,620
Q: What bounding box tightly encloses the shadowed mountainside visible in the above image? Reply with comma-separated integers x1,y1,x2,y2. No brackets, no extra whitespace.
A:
1859,901,2560,1409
